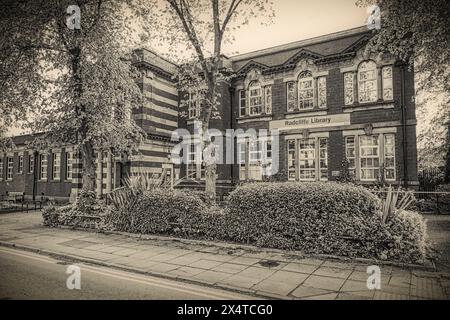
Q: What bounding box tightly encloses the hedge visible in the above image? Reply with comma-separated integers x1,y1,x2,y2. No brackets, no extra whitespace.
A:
43,182,429,263
105,188,225,240
225,182,428,263
42,191,106,229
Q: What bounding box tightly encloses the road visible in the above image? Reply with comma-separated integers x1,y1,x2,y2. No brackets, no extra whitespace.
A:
0,247,254,300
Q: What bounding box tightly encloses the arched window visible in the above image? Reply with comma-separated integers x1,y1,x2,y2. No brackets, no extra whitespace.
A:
298,71,314,109
248,81,263,115
358,60,378,103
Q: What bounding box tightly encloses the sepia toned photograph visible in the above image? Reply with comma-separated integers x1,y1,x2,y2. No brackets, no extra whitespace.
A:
0,0,449,307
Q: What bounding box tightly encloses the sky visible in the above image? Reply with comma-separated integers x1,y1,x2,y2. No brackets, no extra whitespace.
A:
8,0,369,136
221,0,367,56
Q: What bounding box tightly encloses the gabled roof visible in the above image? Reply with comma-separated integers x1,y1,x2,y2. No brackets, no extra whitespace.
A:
232,26,373,74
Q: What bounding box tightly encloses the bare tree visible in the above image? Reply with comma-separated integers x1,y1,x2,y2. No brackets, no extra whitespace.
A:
147,0,274,198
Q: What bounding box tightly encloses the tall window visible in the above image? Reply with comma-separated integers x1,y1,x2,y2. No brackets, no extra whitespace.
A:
299,139,316,181
318,138,328,181
188,91,200,119
344,72,355,105
238,141,247,180
345,136,356,177
298,72,314,109
238,138,272,181
39,154,47,180
187,143,196,178
358,60,378,103
28,154,34,173
287,82,297,112
52,153,61,180
287,140,296,180
359,135,380,181
264,86,272,114
317,77,327,108
238,90,247,117
384,134,396,180
18,155,23,173
66,152,73,180
6,157,13,180
0,158,3,180
382,66,393,100
248,81,263,115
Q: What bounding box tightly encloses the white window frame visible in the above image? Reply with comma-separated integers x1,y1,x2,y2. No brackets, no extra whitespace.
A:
238,89,247,117
298,138,316,181
239,138,272,181
52,153,61,181
359,135,380,181
287,81,297,112
317,76,327,108
382,66,393,101
6,157,13,180
344,72,355,105
28,154,34,173
358,60,378,103
248,82,263,116
66,152,73,180
318,137,328,181
264,86,272,114
18,155,23,174
298,73,314,110
0,158,3,180
287,140,296,180
345,136,356,177
39,154,47,181
384,134,396,181
188,91,200,119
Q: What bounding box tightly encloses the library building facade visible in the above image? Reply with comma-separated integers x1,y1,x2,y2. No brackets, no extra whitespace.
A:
0,26,418,200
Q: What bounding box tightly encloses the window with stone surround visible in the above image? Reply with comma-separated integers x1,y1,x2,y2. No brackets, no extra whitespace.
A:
264,86,272,114
287,82,297,112
188,91,200,119
358,60,378,103
238,138,272,181
66,152,73,180
39,154,47,180
52,153,61,180
28,154,34,173
344,72,355,105
248,81,263,115
384,134,396,180
317,76,327,108
18,155,23,173
345,136,356,177
382,66,393,100
238,89,246,117
6,157,13,180
298,71,314,109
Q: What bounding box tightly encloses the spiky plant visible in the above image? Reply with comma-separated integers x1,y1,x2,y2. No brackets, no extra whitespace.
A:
382,185,415,224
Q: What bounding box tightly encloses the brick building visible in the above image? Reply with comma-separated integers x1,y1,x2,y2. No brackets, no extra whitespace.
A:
0,26,418,200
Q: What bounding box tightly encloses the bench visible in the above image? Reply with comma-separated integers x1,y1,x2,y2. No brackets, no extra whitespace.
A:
4,192,25,203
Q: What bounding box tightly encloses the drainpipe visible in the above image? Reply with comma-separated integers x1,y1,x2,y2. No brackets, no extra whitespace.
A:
229,85,234,185
400,65,408,188
32,151,38,200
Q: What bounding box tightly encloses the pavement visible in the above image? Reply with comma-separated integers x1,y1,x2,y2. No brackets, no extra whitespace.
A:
0,247,253,300
0,211,450,300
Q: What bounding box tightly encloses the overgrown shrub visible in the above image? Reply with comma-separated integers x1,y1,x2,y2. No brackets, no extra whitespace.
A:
106,188,223,239
42,191,107,229
225,182,428,263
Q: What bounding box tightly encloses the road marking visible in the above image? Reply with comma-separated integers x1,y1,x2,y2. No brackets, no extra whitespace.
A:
80,264,247,300
0,247,252,300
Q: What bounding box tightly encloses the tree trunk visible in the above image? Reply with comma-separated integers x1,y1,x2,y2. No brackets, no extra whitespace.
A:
202,83,217,200
80,141,96,193
71,45,96,194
